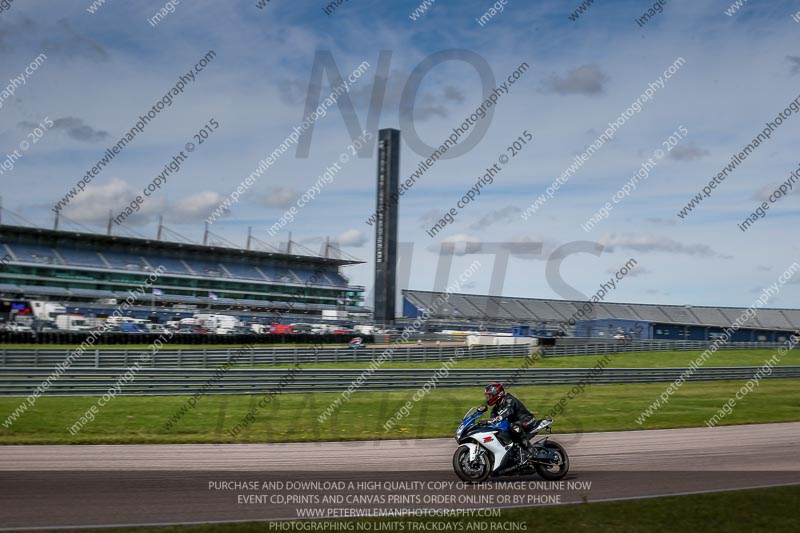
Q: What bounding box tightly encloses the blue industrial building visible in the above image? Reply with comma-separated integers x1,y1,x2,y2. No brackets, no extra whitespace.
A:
575,318,796,343
403,290,800,342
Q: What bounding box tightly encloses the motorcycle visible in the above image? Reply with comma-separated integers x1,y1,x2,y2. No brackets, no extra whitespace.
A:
452,406,569,483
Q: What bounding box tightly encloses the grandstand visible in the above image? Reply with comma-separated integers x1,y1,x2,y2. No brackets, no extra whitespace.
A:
402,290,800,342
0,224,364,322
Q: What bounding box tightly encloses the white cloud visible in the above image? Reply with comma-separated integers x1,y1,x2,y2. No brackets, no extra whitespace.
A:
338,228,367,247
598,233,724,258
171,192,227,222
751,183,778,201
263,187,298,208
468,205,521,230
542,64,609,95
60,178,164,225
608,265,651,277
668,142,710,161
427,233,482,255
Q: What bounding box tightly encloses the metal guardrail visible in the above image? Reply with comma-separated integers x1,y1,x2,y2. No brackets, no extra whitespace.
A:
0,344,530,368
1,366,798,396
541,340,788,357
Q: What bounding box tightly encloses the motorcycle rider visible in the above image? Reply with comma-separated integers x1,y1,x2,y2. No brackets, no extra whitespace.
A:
483,383,537,461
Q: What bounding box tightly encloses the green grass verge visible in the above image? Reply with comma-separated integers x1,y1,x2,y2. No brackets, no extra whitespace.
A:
46,485,800,533
297,348,798,369
2,378,799,445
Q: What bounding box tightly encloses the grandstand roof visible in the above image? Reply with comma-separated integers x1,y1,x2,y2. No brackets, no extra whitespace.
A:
0,224,363,267
403,290,800,332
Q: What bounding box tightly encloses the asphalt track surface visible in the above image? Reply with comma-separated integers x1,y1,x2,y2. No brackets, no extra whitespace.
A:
1,422,799,529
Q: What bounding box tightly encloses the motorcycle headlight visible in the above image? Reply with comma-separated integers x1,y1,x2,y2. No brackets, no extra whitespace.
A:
455,424,464,439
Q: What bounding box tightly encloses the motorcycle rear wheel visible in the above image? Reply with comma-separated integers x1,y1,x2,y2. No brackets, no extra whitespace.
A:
452,445,491,483
534,440,569,480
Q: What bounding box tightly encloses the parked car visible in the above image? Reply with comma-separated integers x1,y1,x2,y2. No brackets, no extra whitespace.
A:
118,322,147,333
269,324,296,334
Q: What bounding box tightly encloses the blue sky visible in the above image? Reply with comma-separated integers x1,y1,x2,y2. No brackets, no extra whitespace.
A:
1,0,800,308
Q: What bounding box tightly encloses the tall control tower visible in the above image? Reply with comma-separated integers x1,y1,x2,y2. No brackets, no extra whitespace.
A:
373,128,400,326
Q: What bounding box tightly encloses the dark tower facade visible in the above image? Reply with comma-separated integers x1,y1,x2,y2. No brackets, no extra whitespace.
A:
374,128,400,325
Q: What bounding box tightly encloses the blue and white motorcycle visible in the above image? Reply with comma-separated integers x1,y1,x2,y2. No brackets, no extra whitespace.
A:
453,406,569,483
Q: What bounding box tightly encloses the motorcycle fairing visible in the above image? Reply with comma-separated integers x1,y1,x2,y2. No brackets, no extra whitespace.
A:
462,432,509,471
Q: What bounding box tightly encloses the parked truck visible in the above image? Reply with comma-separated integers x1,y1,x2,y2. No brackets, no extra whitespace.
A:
31,301,67,321
194,314,240,335
55,314,93,331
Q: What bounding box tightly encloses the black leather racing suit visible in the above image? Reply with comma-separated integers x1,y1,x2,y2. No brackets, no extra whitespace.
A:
490,393,536,449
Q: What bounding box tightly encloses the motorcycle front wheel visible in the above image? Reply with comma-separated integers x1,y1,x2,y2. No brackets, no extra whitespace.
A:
452,445,491,483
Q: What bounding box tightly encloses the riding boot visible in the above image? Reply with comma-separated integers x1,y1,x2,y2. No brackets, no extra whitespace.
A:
517,445,527,464
521,438,534,462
